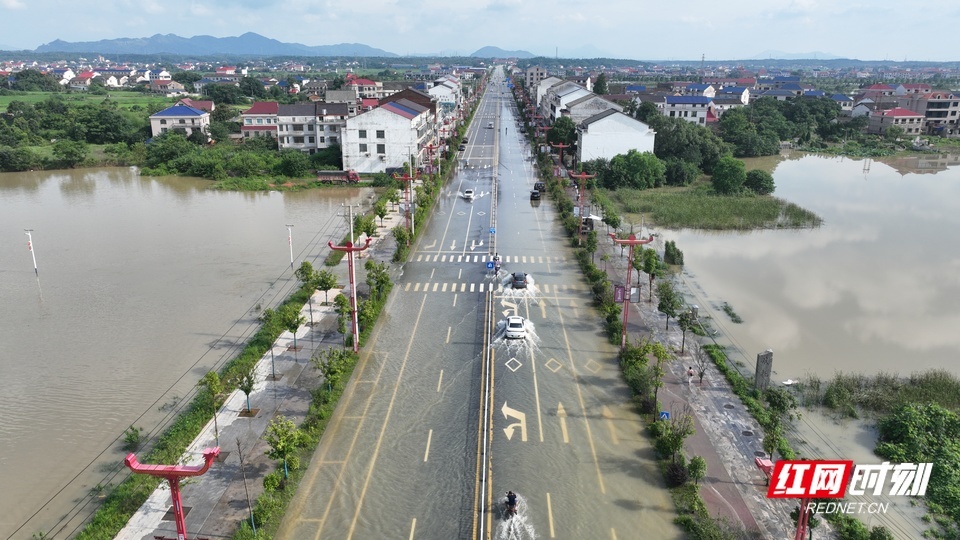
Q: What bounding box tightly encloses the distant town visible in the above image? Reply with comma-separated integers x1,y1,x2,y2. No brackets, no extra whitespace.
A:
1,50,959,175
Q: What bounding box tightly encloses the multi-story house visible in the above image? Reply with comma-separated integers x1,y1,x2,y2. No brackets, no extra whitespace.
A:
346,77,396,100
240,101,279,139
716,86,750,104
867,107,925,136
682,84,715,98
533,76,563,109
149,104,210,140
577,110,656,163
542,81,591,124
276,102,350,154
662,96,715,126
562,93,622,126
325,88,360,116
342,99,434,173
898,91,960,137
525,66,547,90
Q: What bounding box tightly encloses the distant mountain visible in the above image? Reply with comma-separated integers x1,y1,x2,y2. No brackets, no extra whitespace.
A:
750,50,843,60
34,32,398,57
471,46,535,59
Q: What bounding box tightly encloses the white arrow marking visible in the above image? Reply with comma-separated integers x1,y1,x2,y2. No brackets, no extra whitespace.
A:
501,401,527,441
449,240,457,250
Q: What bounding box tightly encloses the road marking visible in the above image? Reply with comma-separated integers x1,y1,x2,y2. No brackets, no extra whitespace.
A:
547,492,555,538
414,283,421,292
405,282,411,291
430,268,435,279
610,527,618,539
602,406,619,445
432,282,439,292
409,519,416,540
557,403,569,443
437,370,444,392
556,298,607,494
453,293,457,307
470,283,475,292
501,401,527,441
424,429,433,462
442,282,448,292
446,326,451,344
347,296,428,539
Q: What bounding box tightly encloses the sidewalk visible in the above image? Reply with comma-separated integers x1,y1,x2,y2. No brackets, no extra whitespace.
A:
116,196,412,539
580,184,796,537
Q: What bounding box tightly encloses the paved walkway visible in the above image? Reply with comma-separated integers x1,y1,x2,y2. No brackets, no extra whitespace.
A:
581,188,797,537
116,194,412,540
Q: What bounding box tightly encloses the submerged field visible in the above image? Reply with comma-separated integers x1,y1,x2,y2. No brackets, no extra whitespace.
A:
608,183,823,230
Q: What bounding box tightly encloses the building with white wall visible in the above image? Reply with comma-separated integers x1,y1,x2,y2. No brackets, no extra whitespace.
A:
576,110,656,163
342,99,434,173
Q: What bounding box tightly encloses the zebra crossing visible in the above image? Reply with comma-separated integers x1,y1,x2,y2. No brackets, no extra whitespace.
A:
400,281,587,294
411,254,567,264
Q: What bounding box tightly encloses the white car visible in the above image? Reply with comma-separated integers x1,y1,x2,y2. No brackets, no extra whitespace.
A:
463,189,475,200
505,316,526,339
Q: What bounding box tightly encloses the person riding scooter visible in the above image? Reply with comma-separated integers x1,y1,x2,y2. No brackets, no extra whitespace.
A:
505,491,518,517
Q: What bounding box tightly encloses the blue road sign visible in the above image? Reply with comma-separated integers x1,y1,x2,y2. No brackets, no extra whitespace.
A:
659,411,670,420
489,227,496,234
486,261,495,269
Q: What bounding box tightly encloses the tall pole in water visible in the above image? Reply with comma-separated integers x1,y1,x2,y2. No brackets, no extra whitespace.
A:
24,229,38,276
286,224,294,269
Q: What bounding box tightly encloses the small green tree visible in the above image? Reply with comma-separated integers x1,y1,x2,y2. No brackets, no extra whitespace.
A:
656,280,682,330
316,270,338,304
311,347,352,390
364,259,391,302
688,455,707,485
643,249,659,301
711,155,747,195
52,139,89,167
264,415,304,479
278,303,307,352
198,371,224,445
593,73,608,95
235,371,256,413
334,294,351,347
584,230,598,263
762,421,784,462
745,169,776,195
374,200,388,227
295,261,317,286
677,310,694,354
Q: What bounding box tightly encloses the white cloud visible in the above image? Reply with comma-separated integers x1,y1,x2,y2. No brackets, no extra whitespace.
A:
1,0,26,8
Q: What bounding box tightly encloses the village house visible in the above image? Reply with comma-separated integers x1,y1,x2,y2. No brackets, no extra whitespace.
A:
149,104,210,140
577,110,656,163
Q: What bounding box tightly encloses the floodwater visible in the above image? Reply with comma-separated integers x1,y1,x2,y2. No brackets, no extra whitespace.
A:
666,152,960,381
0,168,371,538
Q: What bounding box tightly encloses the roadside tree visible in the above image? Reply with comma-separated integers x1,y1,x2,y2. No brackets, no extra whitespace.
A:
264,415,304,478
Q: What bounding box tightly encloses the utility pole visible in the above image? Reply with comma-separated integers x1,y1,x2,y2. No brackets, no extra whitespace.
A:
328,204,372,353
608,233,656,349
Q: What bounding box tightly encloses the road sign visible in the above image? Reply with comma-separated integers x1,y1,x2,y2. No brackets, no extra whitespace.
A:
659,411,670,420
614,285,625,303
487,261,495,269
489,227,496,234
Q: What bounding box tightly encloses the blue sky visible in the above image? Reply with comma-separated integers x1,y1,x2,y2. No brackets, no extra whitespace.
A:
2,0,959,62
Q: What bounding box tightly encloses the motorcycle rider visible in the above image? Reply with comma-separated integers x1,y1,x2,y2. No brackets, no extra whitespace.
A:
505,491,518,516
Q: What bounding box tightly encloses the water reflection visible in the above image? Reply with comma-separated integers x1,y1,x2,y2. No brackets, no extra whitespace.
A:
670,154,960,380
0,168,370,537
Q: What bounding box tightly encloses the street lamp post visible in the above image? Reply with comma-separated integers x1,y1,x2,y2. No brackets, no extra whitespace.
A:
285,224,294,269
24,229,38,276
608,233,656,350
550,142,570,172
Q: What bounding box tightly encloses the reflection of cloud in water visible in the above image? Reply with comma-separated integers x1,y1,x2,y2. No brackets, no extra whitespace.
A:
668,155,960,375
